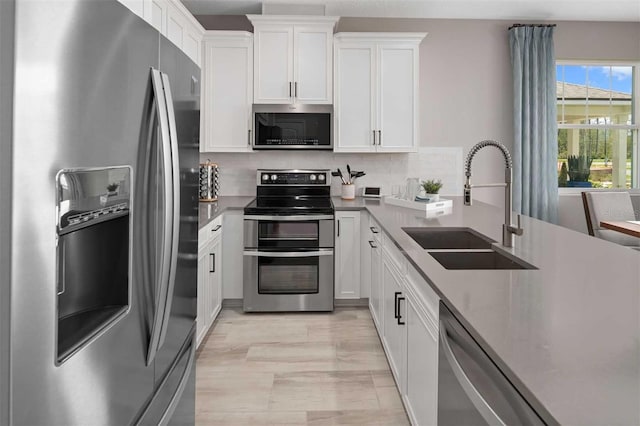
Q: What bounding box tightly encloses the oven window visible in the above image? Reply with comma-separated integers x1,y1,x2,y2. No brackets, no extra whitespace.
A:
258,221,319,248
258,256,319,294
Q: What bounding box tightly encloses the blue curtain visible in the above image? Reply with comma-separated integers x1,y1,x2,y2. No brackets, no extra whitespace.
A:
509,26,558,223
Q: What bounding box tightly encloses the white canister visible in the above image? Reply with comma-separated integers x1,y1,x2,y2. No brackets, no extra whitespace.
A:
341,183,356,200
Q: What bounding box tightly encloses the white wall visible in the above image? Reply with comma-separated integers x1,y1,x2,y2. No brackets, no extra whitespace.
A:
197,15,640,222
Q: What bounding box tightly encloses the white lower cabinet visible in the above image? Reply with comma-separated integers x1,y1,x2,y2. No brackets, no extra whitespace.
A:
335,211,361,299
404,285,439,426
196,218,223,348
381,250,406,386
367,225,440,426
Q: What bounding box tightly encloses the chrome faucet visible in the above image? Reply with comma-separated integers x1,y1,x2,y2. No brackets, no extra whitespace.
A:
464,140,523,248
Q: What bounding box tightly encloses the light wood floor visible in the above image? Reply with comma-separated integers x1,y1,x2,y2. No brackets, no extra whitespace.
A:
195,307,410,425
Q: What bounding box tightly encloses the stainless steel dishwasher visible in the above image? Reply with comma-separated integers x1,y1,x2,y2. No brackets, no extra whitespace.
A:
438,302,545,425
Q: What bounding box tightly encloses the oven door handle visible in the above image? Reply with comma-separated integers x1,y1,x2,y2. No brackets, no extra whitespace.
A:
244,215,334,221
243,250,333,257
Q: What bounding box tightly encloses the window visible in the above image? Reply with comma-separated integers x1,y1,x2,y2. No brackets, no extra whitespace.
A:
556,62,639,188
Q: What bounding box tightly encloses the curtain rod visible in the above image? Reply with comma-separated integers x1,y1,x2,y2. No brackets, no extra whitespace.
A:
508,23,557,30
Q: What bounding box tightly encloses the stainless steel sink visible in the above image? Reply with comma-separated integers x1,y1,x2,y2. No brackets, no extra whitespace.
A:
429,250,536,270
403,227,495,249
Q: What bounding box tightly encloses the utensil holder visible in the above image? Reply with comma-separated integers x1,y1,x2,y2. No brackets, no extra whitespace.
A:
341,183,355,200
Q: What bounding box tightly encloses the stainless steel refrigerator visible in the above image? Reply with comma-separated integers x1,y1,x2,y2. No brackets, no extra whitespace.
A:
0,0,200,424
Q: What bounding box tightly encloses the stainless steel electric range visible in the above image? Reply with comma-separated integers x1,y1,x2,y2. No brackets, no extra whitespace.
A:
243,169,334,312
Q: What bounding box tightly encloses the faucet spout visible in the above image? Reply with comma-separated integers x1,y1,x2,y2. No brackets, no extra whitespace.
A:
464,140,523,247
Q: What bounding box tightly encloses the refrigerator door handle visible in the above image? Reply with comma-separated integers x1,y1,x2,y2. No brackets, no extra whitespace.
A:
157,72,181,350
146,68,174,366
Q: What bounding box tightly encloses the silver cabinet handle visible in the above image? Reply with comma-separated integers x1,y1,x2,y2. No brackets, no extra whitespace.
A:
368,240,377,248
210,253,215,273
243,250,333,257
289,82,292,98
370,226,379,234
212,224,222,232
294,81,298,98
439,321,506,426
378,130,382,145
337,219,340,237
248,129,251,146
372,130,376,146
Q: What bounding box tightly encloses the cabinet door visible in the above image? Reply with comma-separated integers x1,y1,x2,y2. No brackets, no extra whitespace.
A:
405,293,438,426
183,28,201,66
150,0,168,35
202,34,253,152
207,236,222,325
377,44,418,152
253,25,294,104
369,236,382,331
166,6,185,50
381,253,406,385
196,246,209,348
293,26,332,104
334,44,376,152
335,212,361,299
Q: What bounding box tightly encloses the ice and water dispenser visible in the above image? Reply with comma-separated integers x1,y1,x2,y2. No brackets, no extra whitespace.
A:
55,167,131,363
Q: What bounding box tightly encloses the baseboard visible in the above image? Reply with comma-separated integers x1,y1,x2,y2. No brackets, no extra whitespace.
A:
222,298,243,308
334,298,369,307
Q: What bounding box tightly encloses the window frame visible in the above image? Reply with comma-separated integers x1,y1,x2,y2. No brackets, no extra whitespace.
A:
556,59,640,192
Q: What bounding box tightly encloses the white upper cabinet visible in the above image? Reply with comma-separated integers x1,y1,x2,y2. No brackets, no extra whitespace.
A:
334,33,426,153
117,0,153,23
201,32,253,152
248,16,339,105
136,0,204,66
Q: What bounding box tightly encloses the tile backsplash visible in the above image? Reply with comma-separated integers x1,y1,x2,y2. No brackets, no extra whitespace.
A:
199,147,463,197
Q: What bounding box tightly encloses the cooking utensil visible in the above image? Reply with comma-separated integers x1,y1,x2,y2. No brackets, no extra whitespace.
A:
336,168,347,184
346,164,352,183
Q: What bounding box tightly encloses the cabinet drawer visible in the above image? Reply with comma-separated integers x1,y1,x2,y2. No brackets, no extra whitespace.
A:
198,215,223,249
368,217,382,242
382,232,406,275
405,265,439,324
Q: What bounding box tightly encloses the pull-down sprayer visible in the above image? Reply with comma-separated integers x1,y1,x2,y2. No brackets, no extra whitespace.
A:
464,140,523,248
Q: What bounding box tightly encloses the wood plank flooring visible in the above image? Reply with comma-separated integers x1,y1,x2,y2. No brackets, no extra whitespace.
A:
196,308,410,425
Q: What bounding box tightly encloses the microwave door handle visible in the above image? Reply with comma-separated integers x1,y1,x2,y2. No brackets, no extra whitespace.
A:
146,68,174,366
439,320,507,426
157,72,181,351
243,250,333,257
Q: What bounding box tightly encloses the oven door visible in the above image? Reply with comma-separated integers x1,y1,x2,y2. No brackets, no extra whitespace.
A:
242,249,334,312
244,215,334,249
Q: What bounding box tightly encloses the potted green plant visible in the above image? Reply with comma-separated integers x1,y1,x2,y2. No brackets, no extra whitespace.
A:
566,155,592,187
106,182,119,195
420,179,443,201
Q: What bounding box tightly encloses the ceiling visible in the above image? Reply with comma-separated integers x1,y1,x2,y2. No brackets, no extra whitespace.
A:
180,0,640,22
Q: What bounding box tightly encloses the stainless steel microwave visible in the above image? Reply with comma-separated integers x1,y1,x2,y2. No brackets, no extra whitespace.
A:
253,104,333,150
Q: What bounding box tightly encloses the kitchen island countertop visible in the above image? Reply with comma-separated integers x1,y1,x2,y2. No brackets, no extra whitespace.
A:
204,195,640,425
335,195,640,426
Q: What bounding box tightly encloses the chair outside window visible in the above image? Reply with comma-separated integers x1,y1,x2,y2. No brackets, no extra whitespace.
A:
581,191,640,249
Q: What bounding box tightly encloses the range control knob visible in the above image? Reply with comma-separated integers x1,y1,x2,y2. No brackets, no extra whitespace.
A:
262,174,269,181
270,174,278,181
318,174,325,181
309,174,316,181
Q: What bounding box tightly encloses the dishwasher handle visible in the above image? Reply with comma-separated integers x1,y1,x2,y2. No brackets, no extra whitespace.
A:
439,319,506,426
